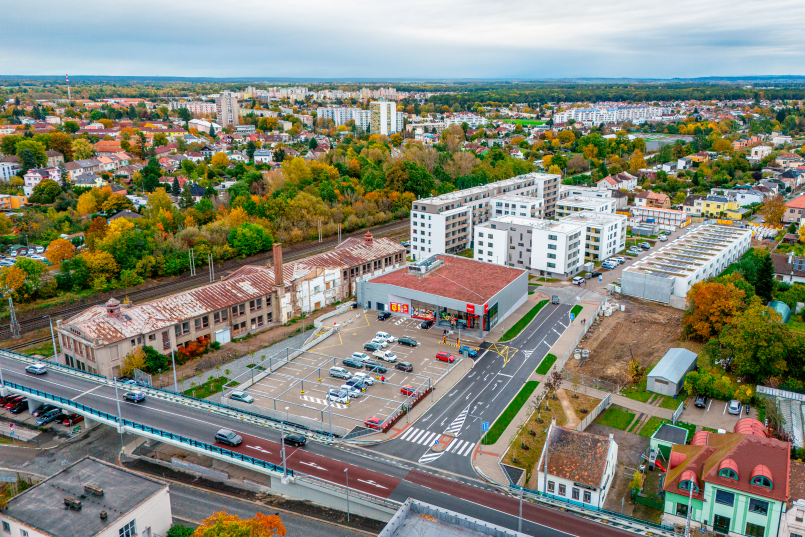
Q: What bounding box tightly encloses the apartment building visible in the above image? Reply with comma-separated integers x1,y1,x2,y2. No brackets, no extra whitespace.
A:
443,113,488,129
169,100,216,115
553,105,670,126
560,184,628,210
752,146,773,160
621,224,752,308
316,107,371,130
784,195,805,224
370,101,398,135
474,215,585,278
409,173,560,260
490,194,544,218
0,162,17,182
216,91,239,127
555,196,616,218
631,206,689,230
559,211,627,262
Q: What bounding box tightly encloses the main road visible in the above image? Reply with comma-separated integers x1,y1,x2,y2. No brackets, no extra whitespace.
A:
0,338,629,537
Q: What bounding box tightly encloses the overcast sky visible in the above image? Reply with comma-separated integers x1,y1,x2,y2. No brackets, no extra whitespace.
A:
3,0,805,79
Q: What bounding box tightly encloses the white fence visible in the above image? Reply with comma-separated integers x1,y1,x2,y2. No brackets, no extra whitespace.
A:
575,393,611,431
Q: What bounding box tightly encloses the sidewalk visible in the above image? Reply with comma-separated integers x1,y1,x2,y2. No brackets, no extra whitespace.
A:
471,298,604,487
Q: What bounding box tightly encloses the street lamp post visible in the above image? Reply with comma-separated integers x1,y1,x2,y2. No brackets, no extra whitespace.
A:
113,377,124,449
43,315,57,363
282,407,289,478
344,468,350,523
171,349,178,393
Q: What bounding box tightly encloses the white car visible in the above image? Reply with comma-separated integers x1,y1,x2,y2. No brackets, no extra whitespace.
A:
374,350,398,363
370,338,389,348
229,391,254,404
340,384,362,398
30,254,47,262
351,352,371,363
375,331,396,343
326,390,350,404
353,372,375,386
572,276,585,285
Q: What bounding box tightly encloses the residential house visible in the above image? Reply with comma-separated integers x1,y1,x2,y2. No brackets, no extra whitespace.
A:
683,195,706,217
630,206,688,230
73,172,105,188
772,253,805,284
634,191,671,209
184,152,205,163
779,462,805,537
0,155,21,178
0,194,28,210
188,183,207,202
44,150,64,168
596,172,638,191
694,196,739,217
535,419,618,511
784,195,805,224
662,424,789,537
253,149,273,164
108,210,143,223
23,167,61,196
94,140,124,155
752,146,773,160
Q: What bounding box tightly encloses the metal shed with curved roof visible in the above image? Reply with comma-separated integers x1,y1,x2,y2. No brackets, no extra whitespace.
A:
647,348,699,396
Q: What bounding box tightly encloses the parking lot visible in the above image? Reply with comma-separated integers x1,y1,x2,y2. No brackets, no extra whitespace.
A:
239,308,475,433
678,396,759,431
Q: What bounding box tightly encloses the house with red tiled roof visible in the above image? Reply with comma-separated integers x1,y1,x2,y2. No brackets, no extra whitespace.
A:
784,195,805,224
535,419,618,511
634,190,671,209
94,140,124,156
662,421,789,537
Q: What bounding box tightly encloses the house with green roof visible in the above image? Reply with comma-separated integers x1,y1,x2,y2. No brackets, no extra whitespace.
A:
662,419,790,537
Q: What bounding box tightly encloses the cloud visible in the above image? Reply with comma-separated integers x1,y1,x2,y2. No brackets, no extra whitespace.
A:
2,0,804,78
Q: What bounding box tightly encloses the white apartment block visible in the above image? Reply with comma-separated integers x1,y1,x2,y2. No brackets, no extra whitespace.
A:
555,196,617,218
370,101,398,135
751,145,773,159
559,211,627,262
216,91,239,127
622,224,752,308
491,194,544,219
0,162,15,182
169,101,217,115
409,173,561,260
631,206,688,230
474,215,585,278
443,113,488,129
553,105,671,126
560,185,618,201
316,107,371,130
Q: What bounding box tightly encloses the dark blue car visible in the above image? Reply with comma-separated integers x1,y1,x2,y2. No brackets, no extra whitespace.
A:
124,391,146,403
459,346,477,357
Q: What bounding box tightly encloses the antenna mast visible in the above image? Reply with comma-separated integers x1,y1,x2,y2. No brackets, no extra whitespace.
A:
66,74,71,102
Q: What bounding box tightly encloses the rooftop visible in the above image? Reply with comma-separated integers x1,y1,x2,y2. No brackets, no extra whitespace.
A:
559,211,627,226
415,173,558,205
3,457,166,537
480,215,585,234
557,196,614,208
648,348,698,384
540,425,611,488
367,254,524,305
653,423,689,445
379,499,528,537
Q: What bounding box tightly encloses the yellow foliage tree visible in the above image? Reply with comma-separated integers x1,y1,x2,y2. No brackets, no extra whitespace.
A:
192,511,286,537
146,187,173,218
0,266,29,301
629,150,646,173
82,251,120,283
227,206,250,228
76,191,98,216
542,155,553,168
104,218,135,241
548,165,563,176
120,347,147,377
44,238,76,266
210,152,229,168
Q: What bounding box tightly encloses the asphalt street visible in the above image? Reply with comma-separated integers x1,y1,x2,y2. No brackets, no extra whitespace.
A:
0,346,633,537
367,303,571,476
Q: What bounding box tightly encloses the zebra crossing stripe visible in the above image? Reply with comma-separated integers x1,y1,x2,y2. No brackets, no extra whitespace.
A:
447,439,464,453
419,432,437,445
445,405,470,436
418,451,442,464
399,427,417,441
409,429,426,443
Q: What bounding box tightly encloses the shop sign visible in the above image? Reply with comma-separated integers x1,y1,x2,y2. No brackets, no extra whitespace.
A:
484,303,489,314
466,304,475,314
390,302,410,314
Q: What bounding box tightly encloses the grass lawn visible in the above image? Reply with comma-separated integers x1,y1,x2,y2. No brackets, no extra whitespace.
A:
570,305,583,319
22,341,59,357
536,353,557,375
789,318,805,334
499,300,548,342
674,421,697,443
595,406,636,430
483,381,540,445
502,119,545,125
659,392,686,410
184,376,238,399
638,416,669,437
621,379,653,403
456,249,474,258
531,276,559,283
528,291,535,295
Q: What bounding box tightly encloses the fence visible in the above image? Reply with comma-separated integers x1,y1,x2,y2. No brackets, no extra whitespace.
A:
555,300,603,371
575,393,611,431
631,489,664,511
757,385,805,402
672,401,684,424
560,368,619,394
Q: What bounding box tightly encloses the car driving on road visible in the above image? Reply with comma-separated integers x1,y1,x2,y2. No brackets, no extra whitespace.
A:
284,433,307,448
25,363,47,375
215,429,242,447
124,391,146,403
551,295,560,304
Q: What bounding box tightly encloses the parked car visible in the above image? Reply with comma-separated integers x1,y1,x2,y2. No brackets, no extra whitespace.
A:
363,361,387,374
658,235,667,242
375,331,396,343
727,400,742,415
395,361,413,372
329,367,352,380
590,271,602,277
572,276,585,286
340,384,362,399
36,409,64,426
32,404,57,418
284,433,307,447
584,272,592,280
342,357,365,369
400,385,417,396
3,395,24,409
420,320,435,329
124,391,146,403
373,350,398,363
229,391,254,404
639,242,651,250
364,416,382,429
352,372,374,386
397,336,418,347
377,312,391,321
551,295,560,305
215,428,242,447
370,337,389,348
25,363,48,375
351,352,371,362
346,378,368,391
458,346,477,357
694,395,708,408
62,413,84,426
10,399,28,414
326,389,350,404
0,394,19,406
628,246,642,254
612,256,626,264
436,351,456,363
363,342,381,352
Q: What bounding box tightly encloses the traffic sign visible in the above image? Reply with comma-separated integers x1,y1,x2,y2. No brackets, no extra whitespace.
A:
434,439,439,445
8,423,13,428
569,313,575,321
482,421,490,432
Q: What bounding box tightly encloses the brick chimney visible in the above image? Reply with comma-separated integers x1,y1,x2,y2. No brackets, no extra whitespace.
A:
106,298,121,318
364,231,373,246
273,243,283,285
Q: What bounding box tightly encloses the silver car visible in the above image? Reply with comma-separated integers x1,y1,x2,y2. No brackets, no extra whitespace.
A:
229,391,254,404
727,400,742,415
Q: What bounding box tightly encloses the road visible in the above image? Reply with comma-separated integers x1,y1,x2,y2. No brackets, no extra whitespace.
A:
0,352,633,536
367,303,571,476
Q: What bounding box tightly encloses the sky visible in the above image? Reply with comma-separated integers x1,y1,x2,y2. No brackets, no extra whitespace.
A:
3,0,805,79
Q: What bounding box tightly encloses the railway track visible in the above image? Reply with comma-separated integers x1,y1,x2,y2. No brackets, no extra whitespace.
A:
1,219,409,340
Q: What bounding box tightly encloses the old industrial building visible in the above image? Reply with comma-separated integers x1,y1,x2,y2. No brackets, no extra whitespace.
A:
56,233,405,377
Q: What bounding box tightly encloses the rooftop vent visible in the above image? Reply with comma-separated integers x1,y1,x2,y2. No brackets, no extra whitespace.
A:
100,511,107,520
64,497,82,510
84,484,103,496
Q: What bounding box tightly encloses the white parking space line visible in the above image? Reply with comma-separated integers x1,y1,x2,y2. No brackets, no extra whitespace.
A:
723,402,728,415
707,400,712,412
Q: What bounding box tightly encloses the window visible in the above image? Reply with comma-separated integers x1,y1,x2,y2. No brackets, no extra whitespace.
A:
21,531,28,537
148,334,155,341
718,468,738,480
548,234,557,240
715,489,734,506
751,475,773,489
548,244,557,250
583,490,591,503
232,304,245,318
547,253,556,259
250,298,262,311
1,521,9,533
745,522,765,537
558,484,566,496
214,311,221,324
119,520,136,537
571,488,580,500
547,262,556,268
676,503,688,517
679,480,699,493
195,316,209,331
749,498,769,515
547,480,555,493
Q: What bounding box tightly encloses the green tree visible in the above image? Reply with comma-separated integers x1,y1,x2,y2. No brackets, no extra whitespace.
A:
246,140,257,161
755,252,775,303
208,123,215,138
172,177,181,197
15,139,47,169
228,223,273,257
48,132,74,162
720,302,789,383
28,179,63,204
308,137,318,150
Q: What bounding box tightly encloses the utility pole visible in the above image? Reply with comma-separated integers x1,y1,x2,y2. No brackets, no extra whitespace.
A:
208,253,214,282
171,349,178,393
189,248,195,276
344,468,350,523
44,315,57,362
683,478,695,537
65,74,71,102
8,298,20,340
113,378,124,449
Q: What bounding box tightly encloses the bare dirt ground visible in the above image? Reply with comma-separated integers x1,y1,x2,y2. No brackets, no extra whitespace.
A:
564,296,701,386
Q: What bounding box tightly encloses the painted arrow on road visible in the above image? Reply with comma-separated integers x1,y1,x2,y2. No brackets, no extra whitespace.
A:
357,479,388,489
299,461,328,471
246,445,272,454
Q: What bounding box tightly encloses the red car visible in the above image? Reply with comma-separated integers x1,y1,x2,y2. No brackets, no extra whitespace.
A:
364,416,382,429
436,351,455,363
4,395,23,409
400,385,417,396
62,413,84,426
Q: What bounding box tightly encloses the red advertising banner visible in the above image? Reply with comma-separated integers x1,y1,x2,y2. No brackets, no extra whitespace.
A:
484,303,489,313
390,302,410,314
466,304,475,314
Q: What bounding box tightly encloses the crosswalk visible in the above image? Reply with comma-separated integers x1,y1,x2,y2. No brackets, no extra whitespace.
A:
397,427,476,457
445,405,469,435
300,395,346,409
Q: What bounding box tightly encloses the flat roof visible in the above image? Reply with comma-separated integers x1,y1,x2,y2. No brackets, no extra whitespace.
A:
480,215,585,234
560,211,627,225
380,499,528,537
367,254,524,305
491,193,543,204
653,423,689,445
557,196,614,207
4,457,166,537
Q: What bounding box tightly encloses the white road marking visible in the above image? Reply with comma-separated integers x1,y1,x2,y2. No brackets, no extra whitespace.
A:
357,479,388,489
299,461,328,471
73,385,103,400
246,445,272,454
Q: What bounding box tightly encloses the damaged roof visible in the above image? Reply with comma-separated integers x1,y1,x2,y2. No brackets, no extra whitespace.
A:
542,425,610,488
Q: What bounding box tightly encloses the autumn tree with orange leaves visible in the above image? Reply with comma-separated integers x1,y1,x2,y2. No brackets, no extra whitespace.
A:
683,275,748,341
191,511,286,537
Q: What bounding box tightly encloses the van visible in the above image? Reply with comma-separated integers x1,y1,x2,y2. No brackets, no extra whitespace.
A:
35,245,44,254
658,235,667,242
